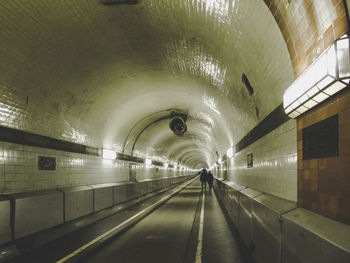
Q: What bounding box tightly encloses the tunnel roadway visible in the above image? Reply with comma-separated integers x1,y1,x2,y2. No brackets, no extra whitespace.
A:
5,179,251,263
78,179,250,263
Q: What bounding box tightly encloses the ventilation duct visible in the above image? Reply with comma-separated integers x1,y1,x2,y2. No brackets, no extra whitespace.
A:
242,73,254,96
169,116,187,136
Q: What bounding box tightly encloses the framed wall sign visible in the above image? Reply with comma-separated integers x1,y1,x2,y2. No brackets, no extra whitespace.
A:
247,153,253,168
38,156,56,170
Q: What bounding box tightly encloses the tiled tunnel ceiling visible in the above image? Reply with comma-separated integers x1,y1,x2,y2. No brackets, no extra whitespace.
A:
263,0,348,78
1,0,299,168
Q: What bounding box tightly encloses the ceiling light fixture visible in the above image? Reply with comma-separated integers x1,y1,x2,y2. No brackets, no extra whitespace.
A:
283,34,349,118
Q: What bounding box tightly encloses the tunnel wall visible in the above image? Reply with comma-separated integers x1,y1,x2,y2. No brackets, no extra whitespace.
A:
263,0,348,78
297,89,350,224
214,178,350,263
0,198,11,246
0,175,195,245
216,119,297,202
0,141,184,194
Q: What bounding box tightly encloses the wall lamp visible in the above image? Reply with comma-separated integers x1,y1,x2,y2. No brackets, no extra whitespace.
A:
283,34,349,118
210,163,217,170
226,147,234,158
102,149,117,160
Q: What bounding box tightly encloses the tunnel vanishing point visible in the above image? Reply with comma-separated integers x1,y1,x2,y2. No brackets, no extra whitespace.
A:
0,0,350,263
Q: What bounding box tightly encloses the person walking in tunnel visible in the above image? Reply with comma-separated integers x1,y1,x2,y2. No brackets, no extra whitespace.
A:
207,170,213,191
200,168,208,190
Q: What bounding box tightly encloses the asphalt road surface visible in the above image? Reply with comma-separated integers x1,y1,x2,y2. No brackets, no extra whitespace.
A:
83,179,250,263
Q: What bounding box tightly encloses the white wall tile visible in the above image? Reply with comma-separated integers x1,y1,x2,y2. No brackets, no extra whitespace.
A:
216,119,297,202
0,142,187,193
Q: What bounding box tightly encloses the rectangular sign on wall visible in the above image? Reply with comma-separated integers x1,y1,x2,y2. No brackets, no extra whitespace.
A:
247,153,253,168
302,114,338,160
38,156,56,170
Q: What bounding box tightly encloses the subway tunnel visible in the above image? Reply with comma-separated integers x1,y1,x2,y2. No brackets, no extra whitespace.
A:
0,0,350,262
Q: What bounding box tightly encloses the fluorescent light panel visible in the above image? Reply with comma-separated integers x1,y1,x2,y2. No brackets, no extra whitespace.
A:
283,34,350,118
102,149,116,160
226,147,234,158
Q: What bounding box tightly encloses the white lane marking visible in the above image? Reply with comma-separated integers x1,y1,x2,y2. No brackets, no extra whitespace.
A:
56,179,195,263
195,191,205,263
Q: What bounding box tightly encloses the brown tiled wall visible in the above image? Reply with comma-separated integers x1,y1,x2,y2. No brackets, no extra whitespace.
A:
264,0,348,77
297,88,350,224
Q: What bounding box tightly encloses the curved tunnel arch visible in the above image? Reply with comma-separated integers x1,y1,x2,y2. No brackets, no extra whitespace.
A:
0,0,346,172
0,0,296,169
0,0,349,236
157,133,218,166
132,117,221,163
177,151,210,168
129,101,239,167
171,146,216,165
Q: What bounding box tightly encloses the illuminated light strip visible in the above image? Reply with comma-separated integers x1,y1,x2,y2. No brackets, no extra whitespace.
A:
56,178,197,263
226,147,234,158
283,34,350,118
102,149,116,160
195,191,205,263
145,159,152,166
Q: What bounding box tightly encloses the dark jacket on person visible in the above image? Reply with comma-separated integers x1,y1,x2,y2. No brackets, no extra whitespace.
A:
207,172,213,184
200,170,207,182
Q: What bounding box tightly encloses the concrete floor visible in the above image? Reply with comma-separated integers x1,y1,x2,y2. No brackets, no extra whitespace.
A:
4,179,251,263
83,180,250,263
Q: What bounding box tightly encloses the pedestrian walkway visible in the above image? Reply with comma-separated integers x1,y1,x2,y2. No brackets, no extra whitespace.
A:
2,179,252,263
202,188,251,263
